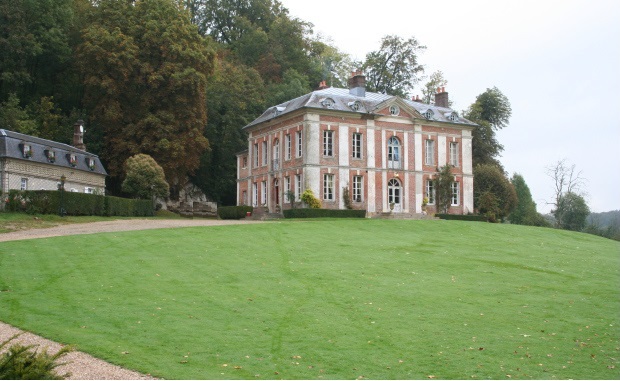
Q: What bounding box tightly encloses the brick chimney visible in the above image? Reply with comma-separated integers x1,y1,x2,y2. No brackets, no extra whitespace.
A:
348,70,366,97
434,86,449,108
73,120,86,151
318,80,329,90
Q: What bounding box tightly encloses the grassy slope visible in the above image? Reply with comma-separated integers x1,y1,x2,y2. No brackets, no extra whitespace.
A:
0,220,618,379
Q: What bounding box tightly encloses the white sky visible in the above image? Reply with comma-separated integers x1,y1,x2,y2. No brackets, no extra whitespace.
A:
283,0,620,213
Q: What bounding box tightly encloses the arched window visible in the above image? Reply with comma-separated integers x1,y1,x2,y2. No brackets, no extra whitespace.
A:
387,136,401,169
272,139,280,170
388,178,401,207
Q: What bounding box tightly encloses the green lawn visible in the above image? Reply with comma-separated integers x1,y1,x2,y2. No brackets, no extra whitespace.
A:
0,219,618,379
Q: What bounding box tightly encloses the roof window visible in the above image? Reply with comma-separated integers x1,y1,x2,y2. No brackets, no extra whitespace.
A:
320,98,335,109
348,101,362,112
423,109,434,120
389,105,400,116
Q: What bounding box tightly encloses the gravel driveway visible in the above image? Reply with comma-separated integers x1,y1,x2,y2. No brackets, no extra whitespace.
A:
0,218,264,379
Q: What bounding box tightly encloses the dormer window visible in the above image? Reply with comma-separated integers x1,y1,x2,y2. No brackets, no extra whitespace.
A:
46,149,56,163
320,98,335,109
348,101,362,111
87,157,96,171
389,105,400,116
68,154,77,167
22,144,32,158
423,109,434,120
445,112,459,122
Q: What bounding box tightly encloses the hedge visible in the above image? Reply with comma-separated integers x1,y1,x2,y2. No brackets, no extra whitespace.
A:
435,213,488,222
218,205,253,220
283,208,366,219
5,190,153,217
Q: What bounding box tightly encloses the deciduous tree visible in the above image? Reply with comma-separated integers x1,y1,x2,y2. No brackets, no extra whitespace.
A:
474,164,517,221
510,173,549,227
435,164,454,214
122,154,170,200
546,159,586,229
554,192,590,231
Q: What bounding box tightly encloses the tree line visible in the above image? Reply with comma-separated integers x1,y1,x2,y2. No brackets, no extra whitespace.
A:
1,0,608,238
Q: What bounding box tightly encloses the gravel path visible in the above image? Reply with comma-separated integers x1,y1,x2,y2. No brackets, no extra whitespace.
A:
0,218,264,379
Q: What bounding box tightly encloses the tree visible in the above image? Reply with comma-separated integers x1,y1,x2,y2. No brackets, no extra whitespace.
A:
510,173,545,226
474,164,517,221
421,70,448,105
546,159,585,229
78,0,214,197
122,154,170,200
554,192,590,231
362,35,426,97
434,164,454,214
464,87,512,168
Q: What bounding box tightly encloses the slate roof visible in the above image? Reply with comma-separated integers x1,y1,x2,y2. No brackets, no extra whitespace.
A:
244,87,476,129
0,129,107,175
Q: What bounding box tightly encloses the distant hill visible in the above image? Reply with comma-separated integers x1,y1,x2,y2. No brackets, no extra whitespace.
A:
588,210,620,228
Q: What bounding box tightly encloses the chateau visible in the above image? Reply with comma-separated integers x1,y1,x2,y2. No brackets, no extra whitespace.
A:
0,121,106,196
236,72,475,216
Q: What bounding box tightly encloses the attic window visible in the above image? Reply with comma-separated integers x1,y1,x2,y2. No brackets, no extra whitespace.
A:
87,158,96,171
389,105,400,116
445,112,459,122
274,106,286,116
423,109,434,120
45,149,56,163
22,144,32,158
349,101,362,111
321,98,335,109
68,153,77,167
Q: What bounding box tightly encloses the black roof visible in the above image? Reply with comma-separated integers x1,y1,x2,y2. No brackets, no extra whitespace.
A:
0,129,107,175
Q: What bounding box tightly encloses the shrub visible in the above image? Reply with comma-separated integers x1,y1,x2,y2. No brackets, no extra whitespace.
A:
301,189,321,209
218,206,253,220
436,213,488,222
283,208,366,219
0,334,73,380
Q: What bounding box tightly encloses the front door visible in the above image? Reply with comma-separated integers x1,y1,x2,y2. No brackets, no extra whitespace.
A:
388,178,402,212
273,178,279,209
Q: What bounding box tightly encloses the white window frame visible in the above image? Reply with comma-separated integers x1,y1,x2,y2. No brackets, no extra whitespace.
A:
353,175,363,202
295,174,302,201
388,136,401,169
352,133,362,159
323,130,333,157
451,182,460,206
426,179,435,204
425,139,435,166
242,156,247,169
242,190,248,205
450,142,459,167
20,178,28,191
85,187,95,194
261,141,268,166
253,144,259,168
323,173,334,200
284,176,291,202
260,181,267,205
296,131,303,158
252,182,258,206
285,134,291,160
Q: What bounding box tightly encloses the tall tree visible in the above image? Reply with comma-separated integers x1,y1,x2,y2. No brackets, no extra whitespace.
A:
474,164,517,221
435,164,454,214
510,173,549,226
362,35,426,98
191,56,265,205
78,0,214,198
546,159,586,229
464,87,512,168
554,192,590,231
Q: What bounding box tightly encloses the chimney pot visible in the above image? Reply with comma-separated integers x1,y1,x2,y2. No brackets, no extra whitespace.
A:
348,70,366,97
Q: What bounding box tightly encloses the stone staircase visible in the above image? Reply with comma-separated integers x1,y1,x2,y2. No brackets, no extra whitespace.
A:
247,207,284,221
372,212,438,220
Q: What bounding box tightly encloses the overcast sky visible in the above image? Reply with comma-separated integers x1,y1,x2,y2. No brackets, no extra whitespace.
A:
283,0,620,213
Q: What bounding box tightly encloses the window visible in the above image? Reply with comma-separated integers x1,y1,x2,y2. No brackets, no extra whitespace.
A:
425,139,435,165
88,158,96,170
260,181,267,205
349,101,361,111
451,182,460,206
296,131,303,158
272,139,280,170
69,154,77,167
323,173,334,200
321,98,335,108
242,156,247,168
424,109,434,119
323,130,333,157
426,180,435,204
22,144,32,158
20,178,28,191
46,150,55,163
295,174,302,201
352,133,362,159
389,105,400,116
450,142,459,166
253,144,259,167
252,183,258,206
388,136,401,169
388,178,401,205
262,141,268,166
353,176,363,202
242,190,248,205
284,176,291,202
85,187,94,194
285,134,291,160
